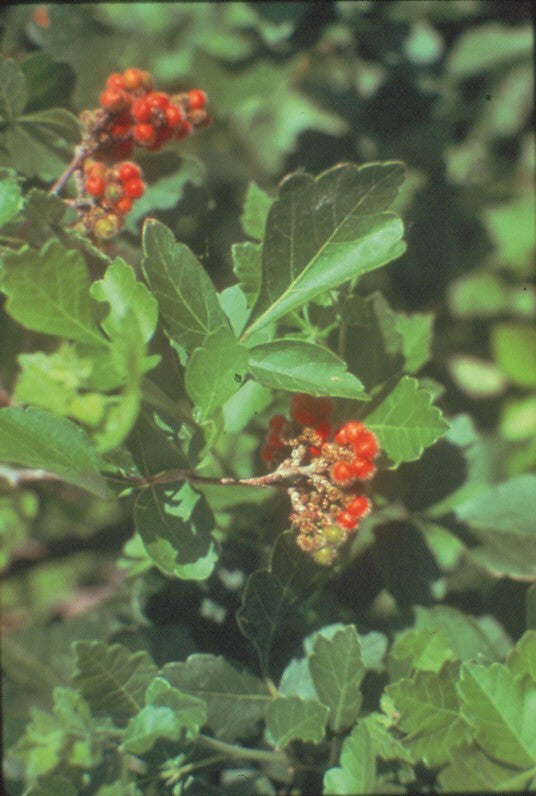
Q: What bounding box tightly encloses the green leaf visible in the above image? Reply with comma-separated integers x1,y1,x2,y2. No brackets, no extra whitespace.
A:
361,712,412,762
439,742,536,792
218,284,250,337
1,239,105,346
0,168,23,227
454,474,536,579
241,182,273,240
122,677,206,754
323,722,376,796
387,627,457,682
394,311,434,374
141,220,229,351
309,626,365,732
90,258,158,344
72,641,158,726
185,328,249,421
20,52,75,112
412,606,512,663
0,55,28,120
232,241,262,308
248,340,367,399
491,323,536,388
243,162,406,339
0,407,107,497
278,656,318,701
458,661,536,768
162,654,270,741
365,376,450,467
447,22,533,77
385,662,471,767
134,483,218,580
506,631,536,681
237,531,321,676
266,696,328,747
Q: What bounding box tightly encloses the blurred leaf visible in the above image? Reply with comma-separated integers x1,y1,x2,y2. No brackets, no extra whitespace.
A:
185,328,248,421
20,52,75,112
439,742,536,792
122,677,206,754
0,407,107,497
266,696,328,747
394,311,434,374
248,340,367,399
458,661,536,768
241,182,273,241
500,396,536,442
1,240,105,346
162,654,269,742
309,626,365,732
448,272,510,318
365,376,450,467
483,194,535,274
0,55,28,120
237,532,321,676
134,483,218,580
0,168,23,227
447,22,532,77
491,323,536,389
448,354,506,399
141,220,229,351
232,241,262,308
387,628,457,682
72,641,158,726
323,722,376,796
243,162,406,339
385,662,471,767
455,474,536,580
506,631,536,681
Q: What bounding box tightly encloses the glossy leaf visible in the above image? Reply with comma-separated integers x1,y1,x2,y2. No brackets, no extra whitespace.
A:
72,641,158,726
243,162,406,338
457,661,536,768
248,340,367,399
385,662,471,767
141,220,229,351
162,654,270,741
0,407,107,497
185,328,249,421
266,696,328,747
1,240,104,346
309,625,365,732
365,376,450,467
323,722,376,796
134,483,218,580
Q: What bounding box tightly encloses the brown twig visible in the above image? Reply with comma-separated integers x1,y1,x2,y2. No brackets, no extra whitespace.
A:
49,144,93,196
127,463,318,490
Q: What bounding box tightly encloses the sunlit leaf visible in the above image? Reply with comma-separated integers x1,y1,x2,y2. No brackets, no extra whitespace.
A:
266,696,328,747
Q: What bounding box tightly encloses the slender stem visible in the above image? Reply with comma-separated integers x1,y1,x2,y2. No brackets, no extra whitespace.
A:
197,733,287,765
128,462,317,490
49,144,93,196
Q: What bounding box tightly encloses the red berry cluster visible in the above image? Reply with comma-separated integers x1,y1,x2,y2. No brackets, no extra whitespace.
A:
74,68,210,240
262,394,379,565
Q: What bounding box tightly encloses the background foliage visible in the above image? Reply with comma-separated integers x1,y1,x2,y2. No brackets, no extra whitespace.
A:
1,2,534,794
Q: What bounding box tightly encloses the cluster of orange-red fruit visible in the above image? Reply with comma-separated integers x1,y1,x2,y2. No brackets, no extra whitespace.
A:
76,68,209,240
262,394,379,563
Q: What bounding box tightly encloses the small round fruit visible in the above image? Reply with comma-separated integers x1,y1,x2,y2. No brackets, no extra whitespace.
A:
117,161,141,182
313,547,336,566
133,123,156,145
122,67,143,90
346,495,371,517
123,177,145,199
187,88,207,110
106,72,126,90
115,196,133,215
165,104,184,128
99,88,129,113
269,415,287,433
353,430,379,459
146,91,170,111
336,511,358,531
350,458,375,480
131,97,152,122
344,421,365,444
331,461,354,484
85,175,105,197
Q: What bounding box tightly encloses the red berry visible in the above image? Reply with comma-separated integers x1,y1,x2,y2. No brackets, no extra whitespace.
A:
122,67,143,90
314,397,333,420
314,423,331,443
336,511,358,531
99,88,129,113
147,126,173,151
267,433,283,449
106,72,126,90
115,196,133,215
346,495,371,517
353,430,379,459
261,446,273,463
165,104,184,128
146,91,170,111
344,421,365,444
334,426,347,445
331,461,354,484
131,97,152,122
350,458,375,480
309,446,322,457
110,116,132,139
188,88,207,110
175,120,193,140
133,123,156,145
269,415,287,433
117,161,141,182
85,175,105,197
123,177,145,199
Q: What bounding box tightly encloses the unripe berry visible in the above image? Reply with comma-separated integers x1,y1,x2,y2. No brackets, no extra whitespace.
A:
188,88,207,110
133,123,156,145
331,461,354,484
85,161,107,179
92,212,121,240
123,177,145,199
323,525,346,544
110,116,132,139
140,70,153,91
122,67,143,90
106,73,126,90
313,547,336,566
104,181,124,203
117,161,141,182
346,495,371,517
85,175,105,197
336,511,358,531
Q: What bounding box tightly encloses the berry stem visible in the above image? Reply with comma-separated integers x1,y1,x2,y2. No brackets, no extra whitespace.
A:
126,462,319,490
49,144,95,196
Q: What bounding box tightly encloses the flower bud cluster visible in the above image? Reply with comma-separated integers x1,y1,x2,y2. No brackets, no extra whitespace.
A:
263,394,379,565
74,68,210,241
